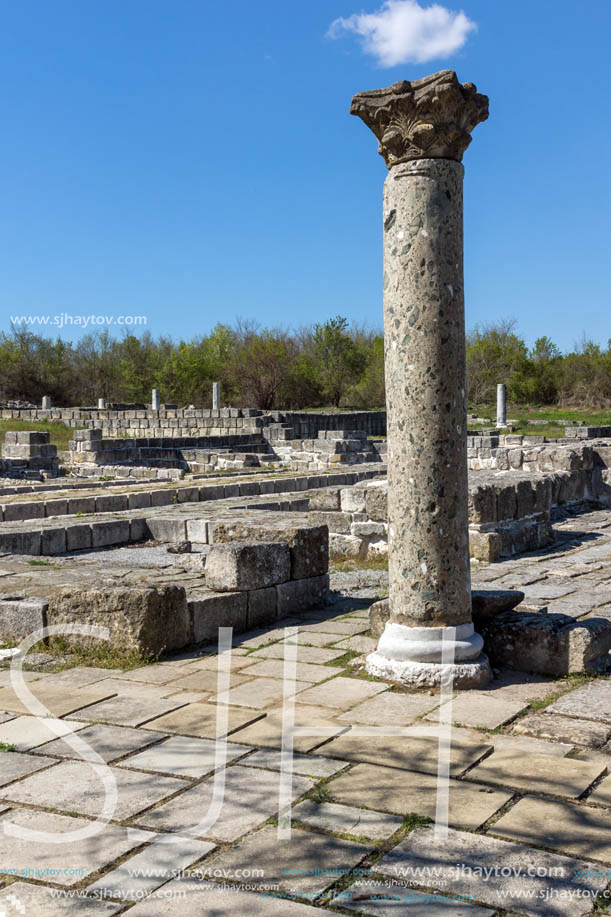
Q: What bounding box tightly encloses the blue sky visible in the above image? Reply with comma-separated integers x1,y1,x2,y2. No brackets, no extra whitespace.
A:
1,0,609,351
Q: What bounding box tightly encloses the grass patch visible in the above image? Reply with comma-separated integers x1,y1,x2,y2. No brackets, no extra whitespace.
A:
27,559,56,567
46,637,156,671
0,742,16,752
468,404,611,438
328,650,361,667
0,418,84,450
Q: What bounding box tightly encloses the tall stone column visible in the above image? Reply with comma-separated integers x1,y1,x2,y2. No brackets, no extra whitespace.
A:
212,382,221,410
496,383,507,427
151,388,161,411
351,71,490,687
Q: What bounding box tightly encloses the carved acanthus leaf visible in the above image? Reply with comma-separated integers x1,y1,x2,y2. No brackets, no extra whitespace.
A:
350,70,488,168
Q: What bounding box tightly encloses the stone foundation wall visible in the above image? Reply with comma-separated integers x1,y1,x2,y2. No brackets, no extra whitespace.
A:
0,406,387,439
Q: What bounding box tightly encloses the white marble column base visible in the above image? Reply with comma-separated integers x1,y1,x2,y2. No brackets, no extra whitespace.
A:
366,620,491,688
366,651,491,688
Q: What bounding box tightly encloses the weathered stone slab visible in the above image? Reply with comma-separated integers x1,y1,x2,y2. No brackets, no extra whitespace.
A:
293,676,387,709
335,880,495,915
292,798,403,839
467,749,604,797
0,881,122,914
239,657,337,684
134,765,312,841
471,589,524,627
328,762,510,829
38,723,166,762
425,693,527,730
376,826,607,917
66,522,93,551
229,703,348,753
213,676,313,709
588,773,611,806
91,519,130,548
87,836,214,903
493,795,611,862
0,715,88,751
69,694,188,727
143,701,264,739
338,691,438,725
548,680,611,724
319,734,491,777
119,734,251,778
239,748,347,777
162,667,250,695
0,684,115,717
126,878,320,915
207,824,370,892
0,808,150,886
0,750,57,786
513,712,611,747
47,584,190,656
2,759,189,819
249,642,346,664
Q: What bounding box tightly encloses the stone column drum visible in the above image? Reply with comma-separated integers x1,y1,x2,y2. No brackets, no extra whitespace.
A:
212,382,221,410
350,71,490,687
151,388,161,411
497,383,507,427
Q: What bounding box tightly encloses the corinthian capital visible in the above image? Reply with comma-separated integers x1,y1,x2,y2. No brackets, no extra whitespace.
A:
350,70,488,168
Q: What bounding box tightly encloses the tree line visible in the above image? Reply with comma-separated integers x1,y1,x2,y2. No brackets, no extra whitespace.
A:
0,318,609,409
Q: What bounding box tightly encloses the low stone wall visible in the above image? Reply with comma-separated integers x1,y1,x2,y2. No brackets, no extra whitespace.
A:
0,406,387,439
1,431,59,478
0,520,329,653
270,429,384,473
312,461,611,562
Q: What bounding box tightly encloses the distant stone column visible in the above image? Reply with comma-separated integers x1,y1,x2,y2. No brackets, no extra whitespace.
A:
97,398,106,410
212,382,221,410
351,71,490,687
496,384,507,428
41,396,51,410
151,389,161,411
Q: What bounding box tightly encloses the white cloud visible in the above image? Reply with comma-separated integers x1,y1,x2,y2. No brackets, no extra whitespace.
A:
327,0,476,67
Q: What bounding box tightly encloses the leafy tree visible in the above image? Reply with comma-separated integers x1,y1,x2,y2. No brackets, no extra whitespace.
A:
311,316,367,408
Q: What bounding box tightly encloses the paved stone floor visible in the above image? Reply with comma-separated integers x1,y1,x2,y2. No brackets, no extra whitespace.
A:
1,506,611,914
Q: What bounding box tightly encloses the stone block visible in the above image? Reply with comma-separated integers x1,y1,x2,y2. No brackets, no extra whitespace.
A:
41,526,67,555
468,484,496,524
329,533,364,557
47,584,189,655
95,494,128,513
480,611,611,675
206,542,290,592
91,519,130,548
150,489,175,507
189,590,248,644
369,598,389,639
128,491,152,509
16,430,50,444
145,516,187,543
364,481,388,521
340,486,366,513
351,520,386,537
211,521,328,580
471,589,524,627
2,501,44,522
308,488,341,510
65,523,92,551
0,596,48,640
186,518,209,543
513,713,611,748
44,498,68,516
67,496,96,515
276,574,330,617
247,587,277,628
468,530,502,562
130,518,148,542
0,530,41,555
